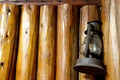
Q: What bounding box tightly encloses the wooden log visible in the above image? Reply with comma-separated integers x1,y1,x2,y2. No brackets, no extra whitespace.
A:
102,0,120,80
9,6,20,80
0,0,101,6
37,5,57,80
56,4,79,80
0,4,19,80
79,5,101,80
114,0,120,79
16,5,39,80
9,23,19,80
101,0,110,80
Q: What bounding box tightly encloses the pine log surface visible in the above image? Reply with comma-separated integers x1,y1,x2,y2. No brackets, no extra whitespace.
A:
9,5,20,80
1,1,119,80
37,5,56,80
102,0,120,80
16,5,39,80
0,4,19,80
56,4,79,80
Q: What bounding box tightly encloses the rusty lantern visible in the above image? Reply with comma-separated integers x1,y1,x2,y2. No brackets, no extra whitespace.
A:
74,21,105,75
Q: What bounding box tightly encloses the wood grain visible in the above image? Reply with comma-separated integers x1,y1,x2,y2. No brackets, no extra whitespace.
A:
37,5,56,80
101,0,110,80
0,4,19,80
56,4,79,80
16,5,39,80
0,0,101,6
102,0,120,80
114,0,120,79
9,5,20,80
79,5,101,80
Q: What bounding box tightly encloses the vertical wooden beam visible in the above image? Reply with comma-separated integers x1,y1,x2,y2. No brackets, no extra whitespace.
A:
37,5,56,80
16,5,39,80
114,0,120,79
0,4,19,80
102,0,120,80
56,4,79,80
79,5,101,80
9,6,20,80
101,0,110,80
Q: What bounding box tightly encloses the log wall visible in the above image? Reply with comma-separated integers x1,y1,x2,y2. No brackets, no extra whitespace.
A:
0,1,119,80
0,4,19,80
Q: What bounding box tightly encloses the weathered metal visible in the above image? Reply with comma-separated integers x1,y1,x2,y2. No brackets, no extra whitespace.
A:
74,21,105,75
74,58,105,75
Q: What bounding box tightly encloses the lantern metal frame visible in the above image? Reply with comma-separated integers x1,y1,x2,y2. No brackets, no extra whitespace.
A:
74,21,105,75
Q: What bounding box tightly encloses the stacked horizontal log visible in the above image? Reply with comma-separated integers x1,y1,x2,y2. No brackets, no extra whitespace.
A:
0,4,19,80
16,5,39,80
0,0,101,6
56,4,79,80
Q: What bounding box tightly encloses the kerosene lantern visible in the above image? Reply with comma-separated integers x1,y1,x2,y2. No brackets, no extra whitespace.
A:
74,21,105,75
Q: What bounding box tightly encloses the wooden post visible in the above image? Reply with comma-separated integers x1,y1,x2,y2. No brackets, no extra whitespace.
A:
9,6,20,80
37,5,57,80
16,5,39,80
56,4,79,80
102,0,120,80
101,0,110,80
79,5,101,80
0,4,19,80
114,0,120,79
